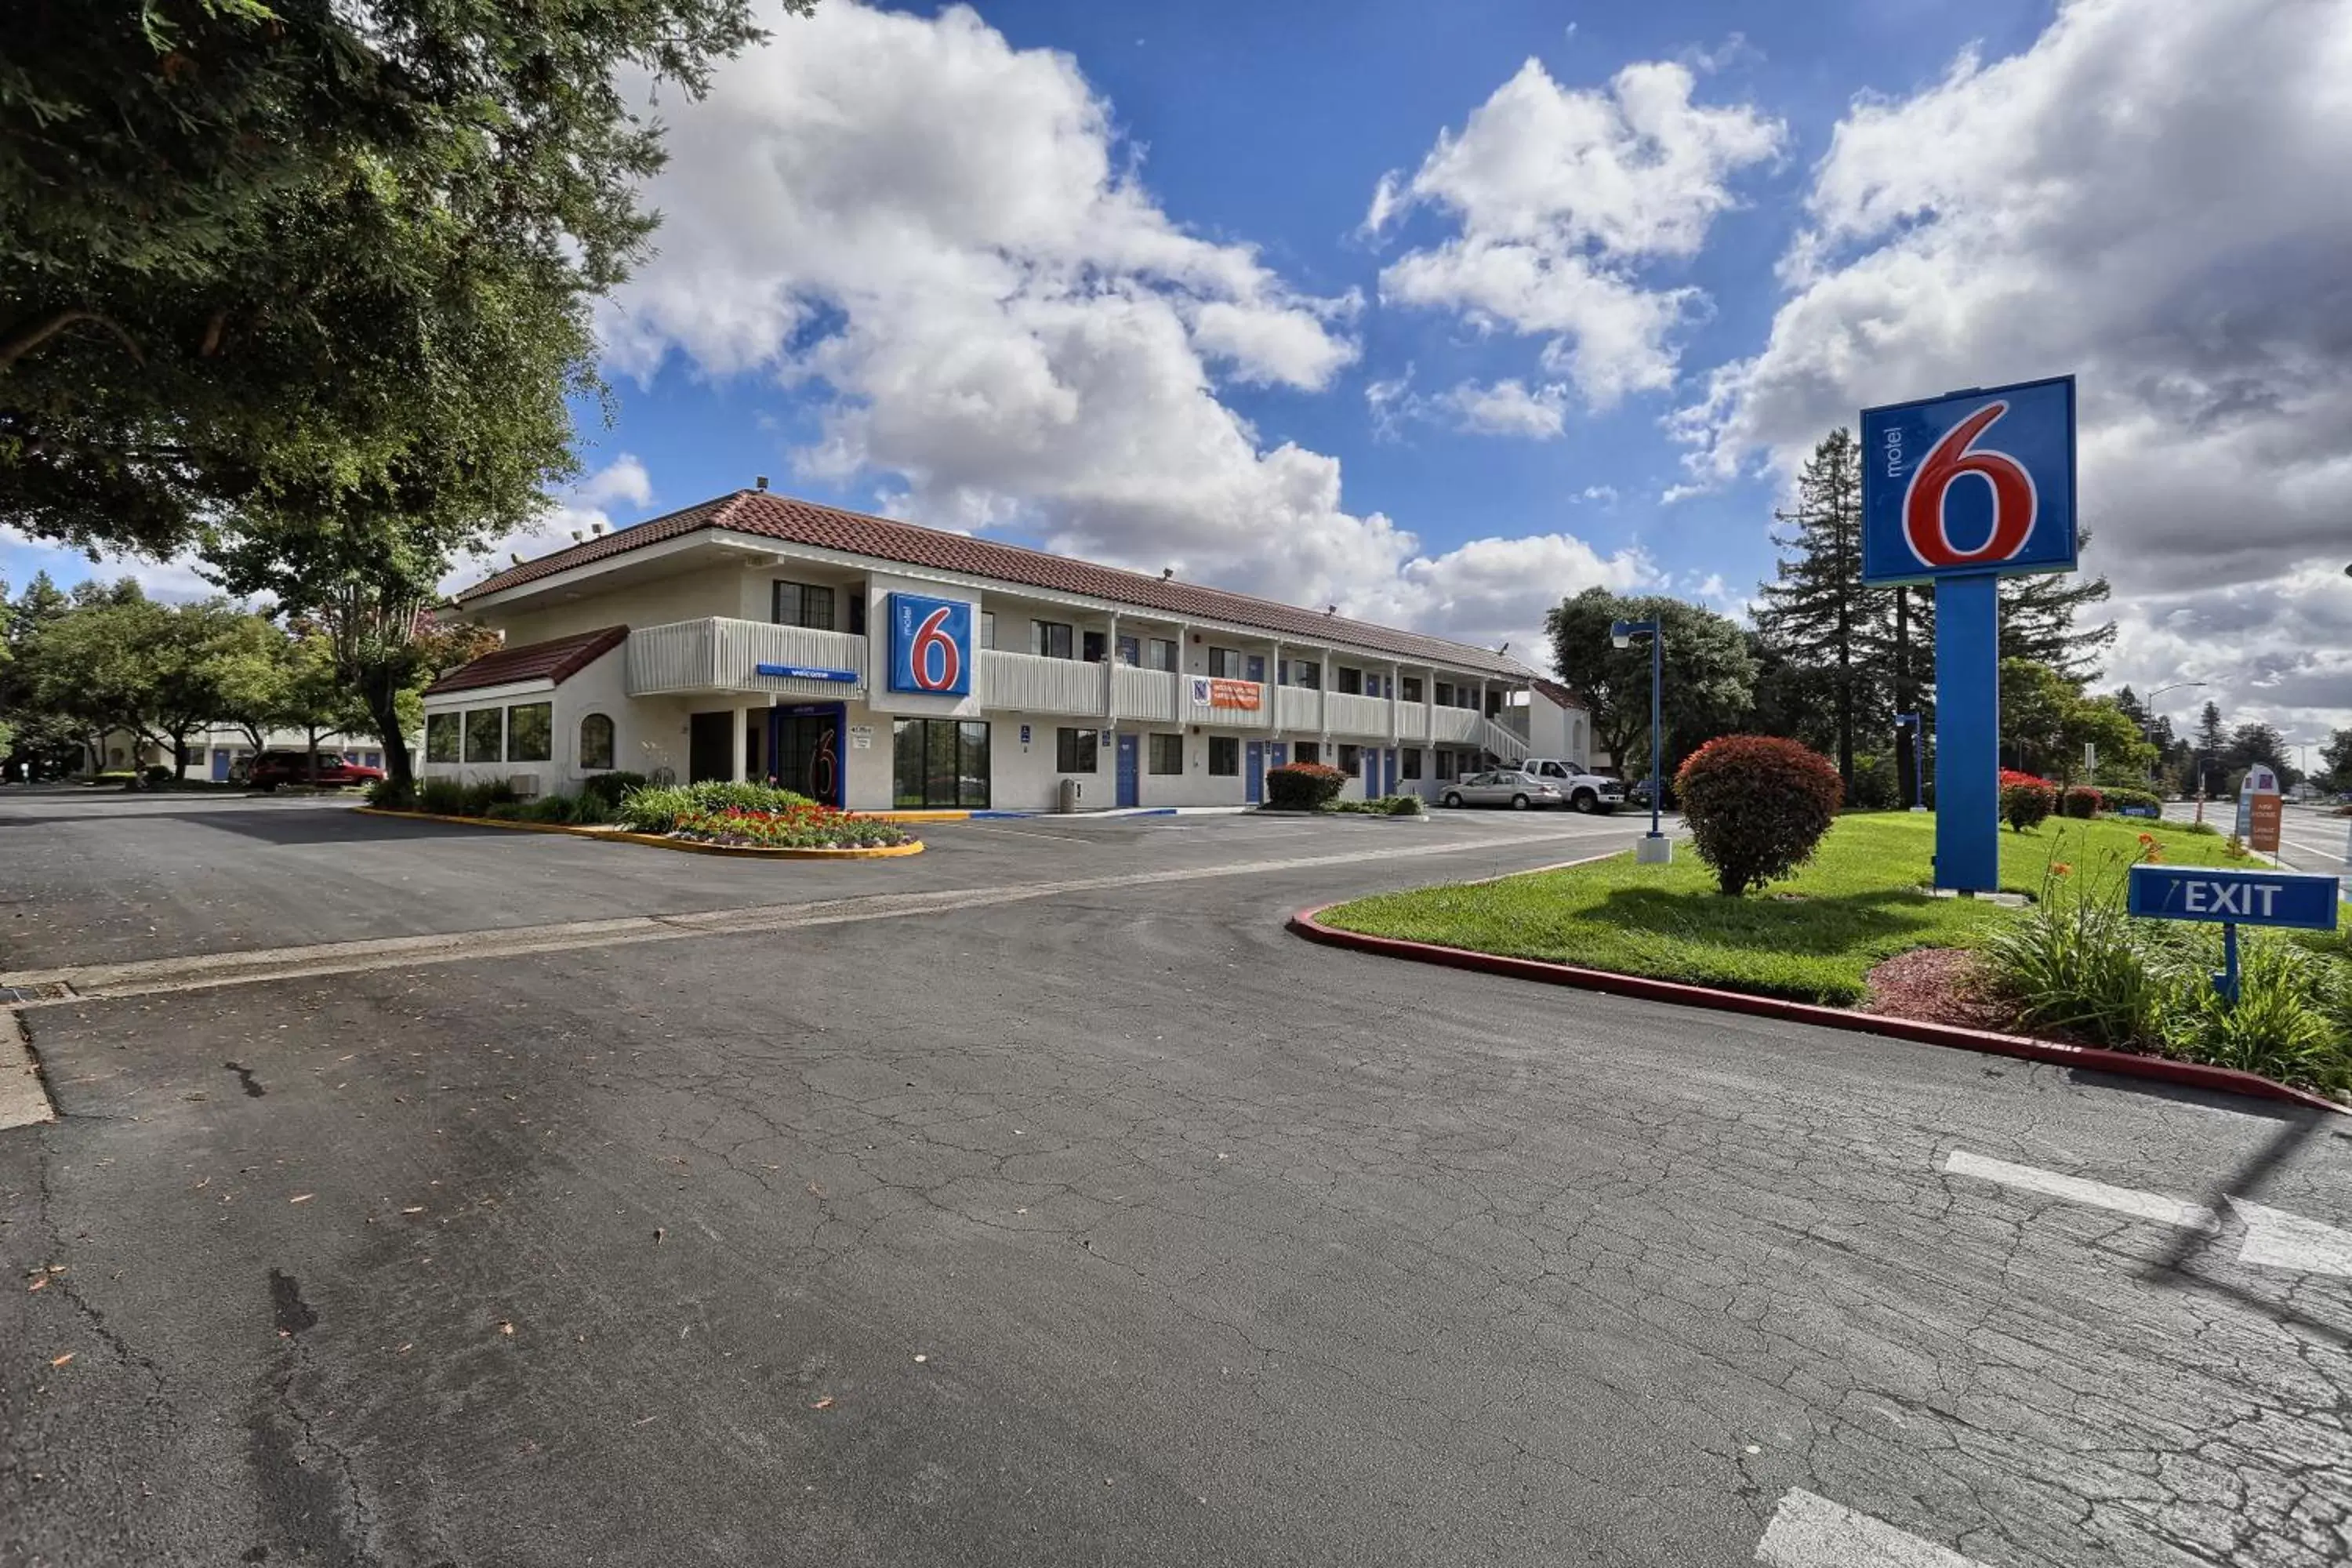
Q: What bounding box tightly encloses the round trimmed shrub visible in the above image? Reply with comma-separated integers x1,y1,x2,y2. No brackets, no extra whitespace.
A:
2098,786,2161,816
2002,779,2057,832
2060,785,2103,819
1265,761,1346,811
1673,735,1844,897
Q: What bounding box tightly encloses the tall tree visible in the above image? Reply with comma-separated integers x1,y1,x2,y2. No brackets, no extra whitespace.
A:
2188,700,2230,794
2,0,797,555
1998,534,2118,682
2318,728,2352,793
1547,588,1756,779
1755,428,1882,794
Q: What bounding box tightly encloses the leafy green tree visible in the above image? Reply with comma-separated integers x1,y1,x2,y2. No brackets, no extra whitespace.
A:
2223,720,2293,793
267,626,376,782
2,0,797,555
1547,588,1755,780
1755,428,1883,794
2063,696,2156,786
0,573,83,777
1999,658,2076,779
1998,538,2117,683
2319,728,2352,793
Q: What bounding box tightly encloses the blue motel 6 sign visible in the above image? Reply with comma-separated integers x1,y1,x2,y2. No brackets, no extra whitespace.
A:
887,592,972,697
1860,376,2078,894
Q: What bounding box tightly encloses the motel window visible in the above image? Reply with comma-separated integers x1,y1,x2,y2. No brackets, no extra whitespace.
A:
1293,660,1322,690
1338,745,1361,776
1403,750,1423,780
1148,733,1184,775
1336,666,1363,695
772,580,836,630
463,709,503,764
426,712,460,764
1207,646,1243,679
1435,749,1454,780
1293,741,1319,766
579,713,615,771
981,612,996,650
1208,736,1239,776
506,702,553,764
1033,620,1075,660
893,718,989,810
1056,727,1098,772
1401,676,1423,703
1146,638,1178,673
1434,681,1454,707
1082,630,1107,663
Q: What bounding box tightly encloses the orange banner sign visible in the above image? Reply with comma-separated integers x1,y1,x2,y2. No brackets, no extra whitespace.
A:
2248,793,2283,853
1207,677,1261,711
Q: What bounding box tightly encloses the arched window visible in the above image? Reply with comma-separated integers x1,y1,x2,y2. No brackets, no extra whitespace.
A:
579,713,615,771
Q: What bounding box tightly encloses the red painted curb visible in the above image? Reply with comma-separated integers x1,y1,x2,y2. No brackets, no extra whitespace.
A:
1289,906,2344,1116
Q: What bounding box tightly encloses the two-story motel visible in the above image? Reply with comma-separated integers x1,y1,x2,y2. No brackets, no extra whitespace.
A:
424,487,1593,812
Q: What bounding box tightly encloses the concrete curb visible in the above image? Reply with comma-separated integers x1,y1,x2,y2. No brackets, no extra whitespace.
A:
1288,904,2344,1116
350,807,924,859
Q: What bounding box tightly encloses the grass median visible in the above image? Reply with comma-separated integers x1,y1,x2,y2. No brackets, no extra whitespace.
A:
1317,811,2240,1006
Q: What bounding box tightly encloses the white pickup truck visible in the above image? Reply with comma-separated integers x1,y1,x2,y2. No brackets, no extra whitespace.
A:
1520,759,1624,813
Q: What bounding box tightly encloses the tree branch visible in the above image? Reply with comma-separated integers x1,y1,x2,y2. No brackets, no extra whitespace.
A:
0,308,147,372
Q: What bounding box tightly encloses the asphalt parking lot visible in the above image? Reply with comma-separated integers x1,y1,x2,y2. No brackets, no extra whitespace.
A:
3,789,2348,1567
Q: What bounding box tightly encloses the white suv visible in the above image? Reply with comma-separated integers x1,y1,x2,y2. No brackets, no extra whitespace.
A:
1521,759,1625,814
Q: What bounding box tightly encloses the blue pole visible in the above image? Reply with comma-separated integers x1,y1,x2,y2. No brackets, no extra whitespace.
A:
1648,628,1663,839
1932,573,2001,892
2216,921,2241,1006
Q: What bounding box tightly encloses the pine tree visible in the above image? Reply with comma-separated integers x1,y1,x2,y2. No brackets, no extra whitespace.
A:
2189,700,2228,794
1999,530,2118,681
1755,428,1886,794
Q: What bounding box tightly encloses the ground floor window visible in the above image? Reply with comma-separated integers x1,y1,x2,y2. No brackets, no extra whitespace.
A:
426,712,460,763
1338,744,1361,776
1293,740,1319,766
579,713,615,771
1148,733,1183,775
893,719,989,809
1208,736,1239,775
463,709,503,764
506,702,553,763
1435,749,1455,780
1403,749,1422,780
1056,727,1098,772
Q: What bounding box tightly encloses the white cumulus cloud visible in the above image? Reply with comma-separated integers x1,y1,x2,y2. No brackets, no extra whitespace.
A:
1372,57,1781,408
1676,0,2352,742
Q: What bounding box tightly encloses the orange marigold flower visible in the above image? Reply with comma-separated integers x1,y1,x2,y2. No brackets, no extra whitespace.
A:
2050,862,2073,877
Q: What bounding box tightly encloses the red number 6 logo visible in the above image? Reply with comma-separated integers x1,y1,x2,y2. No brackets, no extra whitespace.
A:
1904,401,2038,568
910,606,961,691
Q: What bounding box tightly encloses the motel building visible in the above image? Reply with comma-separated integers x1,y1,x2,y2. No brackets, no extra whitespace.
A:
423,488,1593,813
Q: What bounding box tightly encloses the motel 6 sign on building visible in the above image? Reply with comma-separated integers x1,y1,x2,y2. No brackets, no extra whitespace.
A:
1860,375,2078,893
887,591,973,698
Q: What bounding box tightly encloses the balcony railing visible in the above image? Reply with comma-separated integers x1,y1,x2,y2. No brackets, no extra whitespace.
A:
627,619,869,698
978,649,1102,717
1113,664,1178,724
1323,691,1390,737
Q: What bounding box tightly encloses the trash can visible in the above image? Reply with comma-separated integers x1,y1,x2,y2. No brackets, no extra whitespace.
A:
1057,779,1083,814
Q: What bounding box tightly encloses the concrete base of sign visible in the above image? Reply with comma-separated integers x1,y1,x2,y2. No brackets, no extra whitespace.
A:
1927,888,2028,908
1635,835,1673,865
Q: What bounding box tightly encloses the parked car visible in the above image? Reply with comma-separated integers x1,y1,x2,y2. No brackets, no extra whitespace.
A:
248,750,386,790
1439,763,1624,813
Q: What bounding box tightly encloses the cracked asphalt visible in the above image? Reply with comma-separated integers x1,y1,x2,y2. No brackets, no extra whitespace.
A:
2,790,2349,1566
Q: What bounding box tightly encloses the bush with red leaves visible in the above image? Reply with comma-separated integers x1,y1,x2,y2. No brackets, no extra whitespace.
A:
1673,735,1845,896
2060,785,2103,819
2002,777,2058,831
1265,761,1347,811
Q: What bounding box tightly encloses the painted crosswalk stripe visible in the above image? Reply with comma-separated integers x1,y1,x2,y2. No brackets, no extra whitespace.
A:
1755,1489,1987,1567
1943,1149,2220,1232
2230,1199,2352,1277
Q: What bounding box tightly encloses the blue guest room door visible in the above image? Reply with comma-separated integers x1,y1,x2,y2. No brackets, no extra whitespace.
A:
1116,732,1139,808
1245,741,1264,804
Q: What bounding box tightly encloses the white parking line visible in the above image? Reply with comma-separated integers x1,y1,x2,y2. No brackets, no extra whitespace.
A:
1755,1489,1986,1567
1943,1150,2220,1232
2230,1199,2352,1277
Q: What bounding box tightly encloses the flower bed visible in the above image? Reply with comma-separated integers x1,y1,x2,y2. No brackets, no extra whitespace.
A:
669,803,916,851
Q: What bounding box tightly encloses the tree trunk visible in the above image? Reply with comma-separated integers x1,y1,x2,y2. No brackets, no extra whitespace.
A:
364,679,412,791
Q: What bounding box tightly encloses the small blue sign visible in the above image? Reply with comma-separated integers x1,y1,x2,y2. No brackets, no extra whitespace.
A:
755,662,858,684
2128,865,2339,931
2112,802,2161,819
887,592,972,697
1860,376,2077,586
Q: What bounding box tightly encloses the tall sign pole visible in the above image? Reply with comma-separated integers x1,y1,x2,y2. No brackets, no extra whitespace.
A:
1861,376,2078,894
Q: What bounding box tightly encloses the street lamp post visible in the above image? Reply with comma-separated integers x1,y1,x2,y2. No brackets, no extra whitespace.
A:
2142,679,2207,802
1610,618,1670,863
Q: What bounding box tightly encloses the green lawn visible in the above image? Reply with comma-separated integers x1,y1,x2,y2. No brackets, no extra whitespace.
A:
1319,811,2241,1007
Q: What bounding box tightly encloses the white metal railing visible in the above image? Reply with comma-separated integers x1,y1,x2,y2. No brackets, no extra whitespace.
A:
1323,691,1390,737
1276,685,1321,731
627,618,869,698
1428,706,1482,744
979,649,1101,716
1113,664,1178,723
1399,707,1429,742
1481,717,1530,763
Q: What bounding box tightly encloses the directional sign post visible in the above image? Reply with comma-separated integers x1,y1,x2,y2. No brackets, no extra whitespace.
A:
1863,376,2078,894
2128,863,2340,1005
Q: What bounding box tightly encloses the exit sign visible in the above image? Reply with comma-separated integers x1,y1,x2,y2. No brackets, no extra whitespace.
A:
2127,865,2339,931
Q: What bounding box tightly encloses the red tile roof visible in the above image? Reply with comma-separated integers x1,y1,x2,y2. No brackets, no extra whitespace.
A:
1530,677,1586,713
425,626,629,696
455,490,1534,678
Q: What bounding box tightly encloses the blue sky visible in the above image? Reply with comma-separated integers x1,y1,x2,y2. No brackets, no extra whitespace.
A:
9,0,2348,745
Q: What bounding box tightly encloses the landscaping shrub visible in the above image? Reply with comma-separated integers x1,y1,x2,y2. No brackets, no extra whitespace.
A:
577,771,648,811
2001,777,2057,832
670,804,913,850
415,777,470,815
1848,753,1899,811
615,779,811,833
1265,762,1346,811
2060,785,2103,819
365,779,416,811
615,784,693,833
2099,786,2161,817
143,764,175,785
1325,794,1423,815
1672,735,1843,897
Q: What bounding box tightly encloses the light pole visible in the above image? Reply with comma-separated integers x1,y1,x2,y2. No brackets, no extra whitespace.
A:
1894,713,1926,810
1610,618,1669,862
2142,679,2206,794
